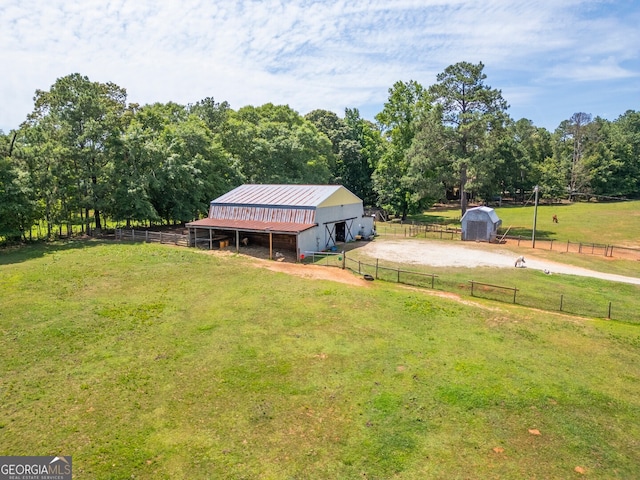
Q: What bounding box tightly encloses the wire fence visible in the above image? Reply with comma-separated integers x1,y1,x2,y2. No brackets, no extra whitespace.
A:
376,221,640,261
376,223,462,240
337,253,640,324
115,229,190,247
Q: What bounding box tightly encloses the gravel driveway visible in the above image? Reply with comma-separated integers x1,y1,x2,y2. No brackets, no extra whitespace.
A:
359,239,640,286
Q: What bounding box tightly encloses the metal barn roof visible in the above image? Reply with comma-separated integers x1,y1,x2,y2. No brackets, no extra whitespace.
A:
187,184,364,234
186,217,315,234
211,184,360,208
462,206,501,224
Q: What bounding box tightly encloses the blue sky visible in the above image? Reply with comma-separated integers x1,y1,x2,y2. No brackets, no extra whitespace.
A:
1,0,638,134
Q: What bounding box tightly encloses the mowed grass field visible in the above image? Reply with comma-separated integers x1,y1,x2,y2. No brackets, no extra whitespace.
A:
2,239,640,479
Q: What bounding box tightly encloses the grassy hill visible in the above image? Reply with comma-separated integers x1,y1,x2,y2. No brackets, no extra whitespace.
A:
2,241,640,478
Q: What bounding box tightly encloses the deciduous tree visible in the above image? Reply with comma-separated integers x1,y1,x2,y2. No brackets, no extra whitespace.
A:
373,80,430,219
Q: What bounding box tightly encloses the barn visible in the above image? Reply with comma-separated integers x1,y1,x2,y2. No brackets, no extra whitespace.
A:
461,206,502,242
186,184,375,259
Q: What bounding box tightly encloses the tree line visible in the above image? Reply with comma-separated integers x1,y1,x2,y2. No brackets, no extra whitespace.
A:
1,62,639,241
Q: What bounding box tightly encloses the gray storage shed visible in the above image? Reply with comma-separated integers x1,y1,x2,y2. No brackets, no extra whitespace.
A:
461,206,502,242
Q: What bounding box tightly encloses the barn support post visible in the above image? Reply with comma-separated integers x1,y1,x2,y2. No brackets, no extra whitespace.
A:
236,230,240,253
209,229,213,250
269,232,273,260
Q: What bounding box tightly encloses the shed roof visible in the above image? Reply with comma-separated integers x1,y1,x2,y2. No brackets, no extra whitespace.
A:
212,184,361,208
462,206,501,224
186,217,315,234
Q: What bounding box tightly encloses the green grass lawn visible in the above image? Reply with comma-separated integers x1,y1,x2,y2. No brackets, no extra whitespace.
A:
2,241,640,478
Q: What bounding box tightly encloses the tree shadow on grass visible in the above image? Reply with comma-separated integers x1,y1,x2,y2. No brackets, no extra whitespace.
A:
0,238,112,265
499,227,556,240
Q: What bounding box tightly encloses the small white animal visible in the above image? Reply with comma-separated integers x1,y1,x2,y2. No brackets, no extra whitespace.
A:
515,256,526,267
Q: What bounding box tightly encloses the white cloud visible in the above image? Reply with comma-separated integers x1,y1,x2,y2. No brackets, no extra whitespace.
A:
1,0,638,132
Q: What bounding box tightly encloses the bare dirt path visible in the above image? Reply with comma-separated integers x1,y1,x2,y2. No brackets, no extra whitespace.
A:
256,259,371,287
196,247,369,287
359,239,640,286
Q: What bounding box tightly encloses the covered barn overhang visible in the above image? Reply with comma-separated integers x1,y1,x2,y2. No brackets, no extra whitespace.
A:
186,217,316,260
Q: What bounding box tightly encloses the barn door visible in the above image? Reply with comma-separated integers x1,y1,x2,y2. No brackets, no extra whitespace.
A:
467,221,484,241
335,222,346,242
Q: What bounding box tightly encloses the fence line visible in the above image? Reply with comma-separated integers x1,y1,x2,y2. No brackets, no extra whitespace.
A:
376,221,640,261
115,229,190,247
301,251,344,267
340,252,637,323
470,280,518,303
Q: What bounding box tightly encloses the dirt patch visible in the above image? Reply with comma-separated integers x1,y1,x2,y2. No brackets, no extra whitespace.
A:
195,246,369,287
256,259,371,287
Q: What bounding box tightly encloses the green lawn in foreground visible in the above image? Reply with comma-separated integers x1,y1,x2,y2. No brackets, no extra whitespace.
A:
2,241,640,478
407,200,640,246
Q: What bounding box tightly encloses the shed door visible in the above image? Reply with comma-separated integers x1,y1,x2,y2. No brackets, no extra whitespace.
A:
467,220,485,241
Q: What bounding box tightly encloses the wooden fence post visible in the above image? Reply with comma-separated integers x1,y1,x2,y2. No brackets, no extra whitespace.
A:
375,258,379,279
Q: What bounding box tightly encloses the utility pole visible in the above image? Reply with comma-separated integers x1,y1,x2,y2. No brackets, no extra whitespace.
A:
532,185,539,248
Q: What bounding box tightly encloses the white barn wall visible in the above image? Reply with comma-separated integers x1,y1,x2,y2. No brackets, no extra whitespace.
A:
298,228,320,255
315,204,375,250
